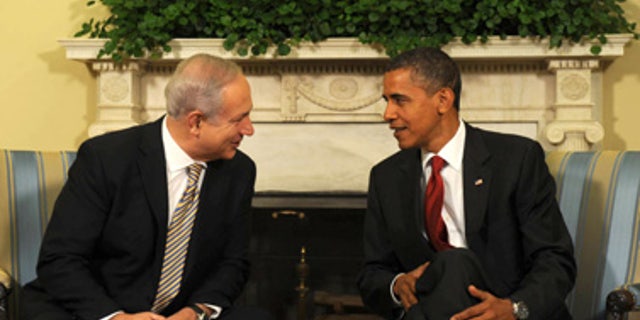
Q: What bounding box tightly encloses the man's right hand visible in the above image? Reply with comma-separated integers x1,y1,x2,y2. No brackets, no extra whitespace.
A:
112,312,166,320
392,262,430,310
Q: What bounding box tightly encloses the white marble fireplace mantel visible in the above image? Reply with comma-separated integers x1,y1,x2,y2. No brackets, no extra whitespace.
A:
60,35,633,193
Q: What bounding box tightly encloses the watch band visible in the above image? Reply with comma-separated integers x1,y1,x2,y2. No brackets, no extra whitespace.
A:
187,304,207,320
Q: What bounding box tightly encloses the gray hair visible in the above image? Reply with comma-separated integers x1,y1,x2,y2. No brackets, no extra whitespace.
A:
386,47,462,111
165,53,243,118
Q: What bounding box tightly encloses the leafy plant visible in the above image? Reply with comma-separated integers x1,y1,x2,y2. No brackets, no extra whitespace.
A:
76,0,639,61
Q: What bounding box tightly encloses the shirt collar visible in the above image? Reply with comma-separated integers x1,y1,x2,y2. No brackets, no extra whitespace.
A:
422,117,466,172
162,116,206,174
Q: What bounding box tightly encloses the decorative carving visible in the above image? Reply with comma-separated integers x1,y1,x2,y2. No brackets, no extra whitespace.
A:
281,76,300,115
560,74,589,101
146,64,176,74
545,120,604,150
546,59,600,149
101,74,129,103
282,115,306,122
459,61,545,73
59,37,634,193
92,61,144,73
277,62,385,75
297,77,382,112
585,126,605,144
329,78,358,100
548,60,599,70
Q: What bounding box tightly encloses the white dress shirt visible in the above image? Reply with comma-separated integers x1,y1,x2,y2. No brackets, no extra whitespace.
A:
390,118,468,307
420,117,467,248
161,117,221,319
101,118,219,320
162,117,207,223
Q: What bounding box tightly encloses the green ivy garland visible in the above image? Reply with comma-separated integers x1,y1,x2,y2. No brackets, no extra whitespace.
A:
76,0,639,61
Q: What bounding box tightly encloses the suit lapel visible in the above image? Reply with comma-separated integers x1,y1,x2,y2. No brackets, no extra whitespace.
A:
137,119,169,232
187,159,227,261
398,149,434,255
463,124,492,240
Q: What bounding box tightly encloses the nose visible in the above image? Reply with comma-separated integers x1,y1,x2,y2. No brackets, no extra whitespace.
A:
383,101,396,123
241,116,254,136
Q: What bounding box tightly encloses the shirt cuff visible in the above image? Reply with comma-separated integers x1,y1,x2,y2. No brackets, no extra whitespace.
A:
100,311,123,320
390,273,404,306
203,304,222,319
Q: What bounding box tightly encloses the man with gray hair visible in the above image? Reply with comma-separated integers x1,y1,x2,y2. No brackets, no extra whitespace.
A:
21,54,271,320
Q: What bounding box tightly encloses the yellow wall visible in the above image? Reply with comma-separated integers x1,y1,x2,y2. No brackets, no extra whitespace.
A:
0,0,106,151
0,0,639,151
604,0,640,150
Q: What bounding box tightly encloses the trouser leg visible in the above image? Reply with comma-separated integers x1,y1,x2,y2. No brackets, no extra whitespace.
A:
409,248,491,320
219,305,274,320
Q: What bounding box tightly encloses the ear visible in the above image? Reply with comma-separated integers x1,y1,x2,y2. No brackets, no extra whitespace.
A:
186,110,204,136
436,87,455,114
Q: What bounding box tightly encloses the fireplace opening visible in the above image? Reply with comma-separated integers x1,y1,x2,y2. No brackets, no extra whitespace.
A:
239,192,382,320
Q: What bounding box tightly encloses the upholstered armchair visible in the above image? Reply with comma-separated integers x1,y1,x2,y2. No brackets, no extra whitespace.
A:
546,151,640,319
1,149,639,320
0,150,76,320
607,284,640,319
0,267,10,320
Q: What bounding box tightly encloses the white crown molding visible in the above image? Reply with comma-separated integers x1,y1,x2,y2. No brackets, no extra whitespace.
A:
60,35,634,192
59,34,633,61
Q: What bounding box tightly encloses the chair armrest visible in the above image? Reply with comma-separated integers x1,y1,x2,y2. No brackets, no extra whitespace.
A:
606,283,640,320
0,267,11,320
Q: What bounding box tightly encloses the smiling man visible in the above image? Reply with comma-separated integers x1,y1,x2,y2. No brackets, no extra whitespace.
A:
357,48,576,320
21,54,272,320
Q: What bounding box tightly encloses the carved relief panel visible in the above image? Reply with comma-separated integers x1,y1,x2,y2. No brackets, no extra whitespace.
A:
60,37,633,192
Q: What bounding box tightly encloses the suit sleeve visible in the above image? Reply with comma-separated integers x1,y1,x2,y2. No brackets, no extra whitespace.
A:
186,160,255,309
36,141,122,319
509,142,576,318
357,168,404,319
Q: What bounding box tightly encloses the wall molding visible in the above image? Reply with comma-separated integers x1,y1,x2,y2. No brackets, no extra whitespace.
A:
60,35,633,192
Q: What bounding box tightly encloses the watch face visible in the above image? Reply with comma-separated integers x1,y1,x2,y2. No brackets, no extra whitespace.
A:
515,301,529,319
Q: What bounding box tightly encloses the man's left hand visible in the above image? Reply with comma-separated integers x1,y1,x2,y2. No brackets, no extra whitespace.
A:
450,285,515,320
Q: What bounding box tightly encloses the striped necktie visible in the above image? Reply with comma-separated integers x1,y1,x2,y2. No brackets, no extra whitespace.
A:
152,163,205,312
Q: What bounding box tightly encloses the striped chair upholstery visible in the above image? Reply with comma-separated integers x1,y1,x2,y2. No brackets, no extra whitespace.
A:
0,150,76,320
1,149,639,319
546,151,640,319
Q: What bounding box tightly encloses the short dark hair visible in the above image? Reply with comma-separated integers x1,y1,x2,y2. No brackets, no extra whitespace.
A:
385,47,462,110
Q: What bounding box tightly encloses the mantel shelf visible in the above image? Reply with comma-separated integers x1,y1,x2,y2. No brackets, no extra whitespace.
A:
59,34,634,193
59,34,633,61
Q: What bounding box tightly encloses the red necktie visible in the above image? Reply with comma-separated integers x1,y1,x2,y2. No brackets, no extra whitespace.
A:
425,156,452,251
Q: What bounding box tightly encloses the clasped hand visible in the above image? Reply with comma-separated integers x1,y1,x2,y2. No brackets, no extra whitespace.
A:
392,263,515,320
112,307,199,320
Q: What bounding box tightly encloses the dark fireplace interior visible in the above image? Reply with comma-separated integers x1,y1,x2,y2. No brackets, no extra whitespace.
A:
238,193,382,320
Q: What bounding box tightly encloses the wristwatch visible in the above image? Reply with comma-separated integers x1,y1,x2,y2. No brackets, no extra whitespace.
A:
512,300,529,319
188,304,207,320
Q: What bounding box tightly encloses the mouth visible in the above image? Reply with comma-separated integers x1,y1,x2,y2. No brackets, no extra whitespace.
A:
390,126,407,136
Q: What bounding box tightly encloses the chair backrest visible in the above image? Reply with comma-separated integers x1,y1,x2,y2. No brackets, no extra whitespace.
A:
0,150,76,320
546,151,640,319
2,149,639,319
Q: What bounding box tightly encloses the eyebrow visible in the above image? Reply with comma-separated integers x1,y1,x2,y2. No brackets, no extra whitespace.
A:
387,93,408,101
234,110,251,120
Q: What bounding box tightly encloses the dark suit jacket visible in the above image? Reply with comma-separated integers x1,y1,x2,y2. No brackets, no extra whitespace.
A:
357,123,576,320
24,118,255,319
